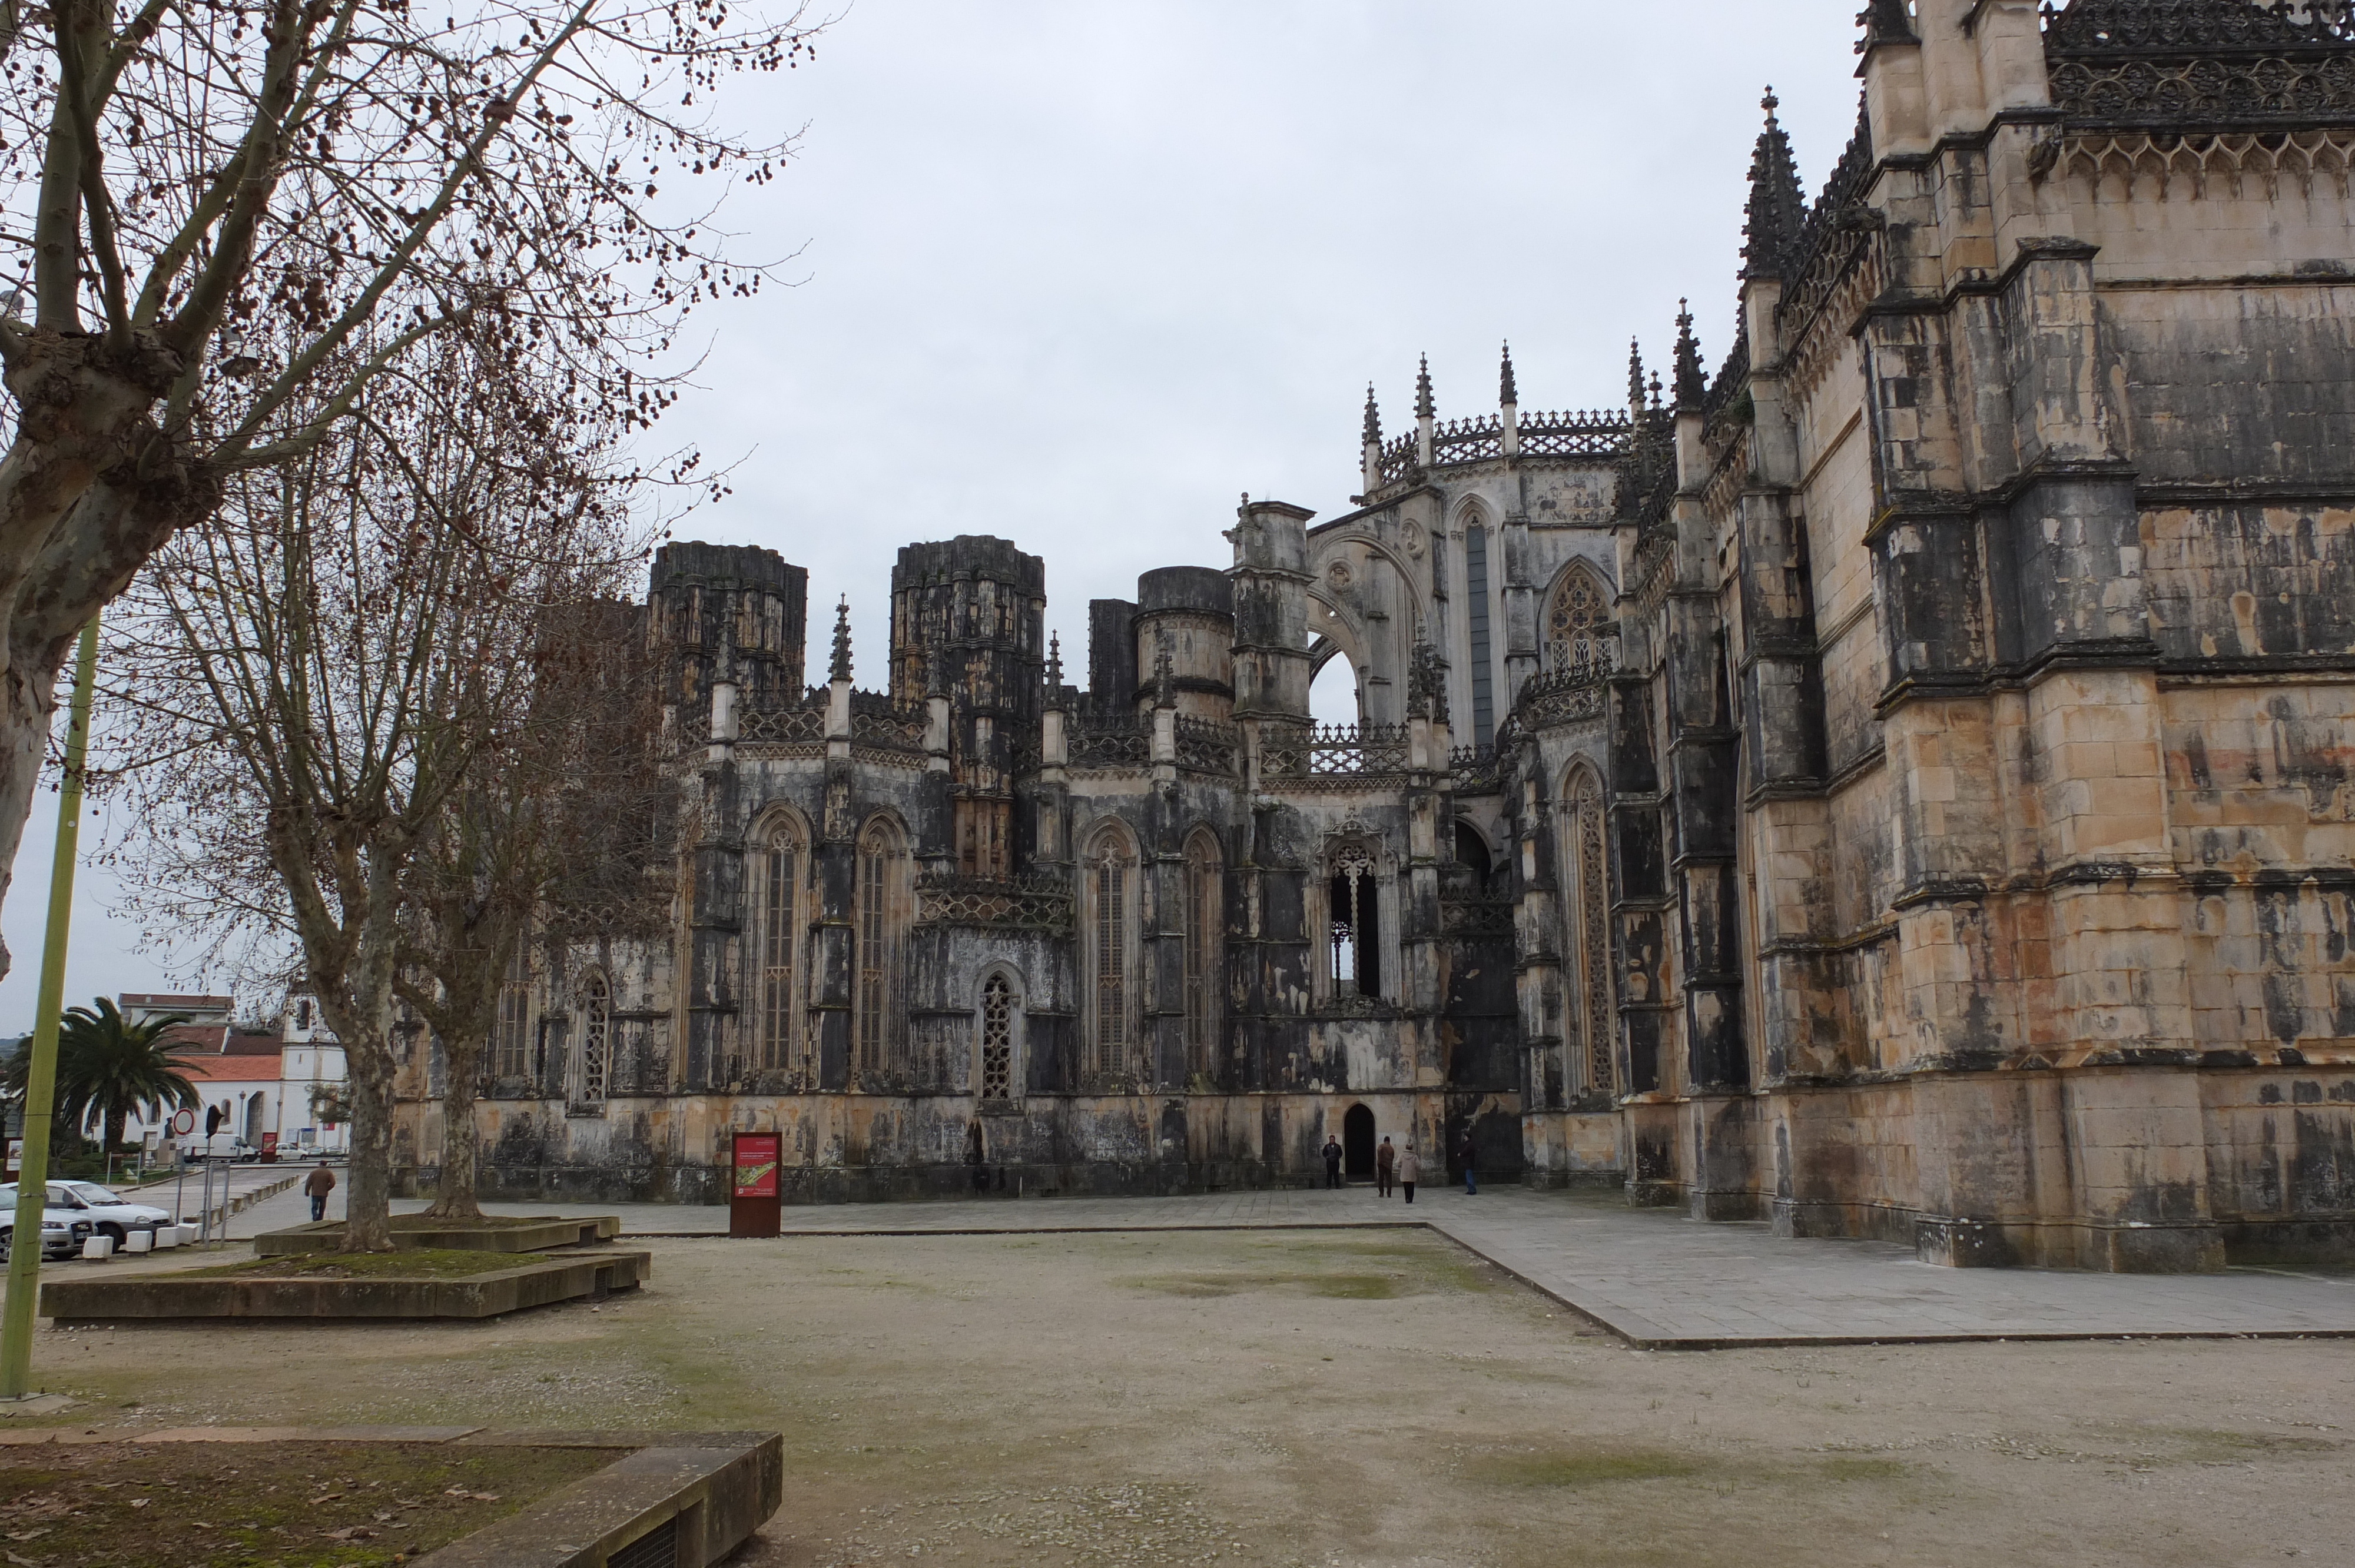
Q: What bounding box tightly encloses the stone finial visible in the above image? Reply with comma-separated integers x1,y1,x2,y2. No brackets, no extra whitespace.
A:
1742,89,1807,283
1414,354,1435,420
1362,384,1382,446
1046,630,1064,687
1649,371,1665,409
1499,341,1518,408
1627,338,1648,416
1858,0,1919,49
828,594,853,683
1673,301,1707,410
1408,637,1451,726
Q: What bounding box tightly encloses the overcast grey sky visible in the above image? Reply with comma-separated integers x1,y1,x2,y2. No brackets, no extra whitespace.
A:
4,0,1868,1024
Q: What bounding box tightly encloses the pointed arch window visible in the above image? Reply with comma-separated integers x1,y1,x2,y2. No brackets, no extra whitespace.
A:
751,815,807,1077
1182,833,1222,1080
493,940,531,1081
1565,769,1614,1096
1083,828,1139,1081
1465,523,1496,746
576,972,611,1104
980,974,1014,1101
1547,563,1617,673
1329,843,1379,997
854,819,910,1084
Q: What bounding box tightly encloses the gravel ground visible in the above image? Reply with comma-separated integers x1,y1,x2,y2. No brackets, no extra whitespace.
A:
11,1230,2353,1567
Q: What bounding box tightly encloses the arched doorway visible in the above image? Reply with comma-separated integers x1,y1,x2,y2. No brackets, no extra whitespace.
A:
1343,1104,1377,1181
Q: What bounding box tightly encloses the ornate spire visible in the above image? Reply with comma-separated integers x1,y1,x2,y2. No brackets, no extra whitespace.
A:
1362,384,1382,446
828,595,853,683
1499,341,1518,407
1627,338,1648,416
1673,301,1707,410
1046,630,1064,687
1858,0,1919,49
1152,630,1176,710
1414,354,1435,420
1742,89,1807,282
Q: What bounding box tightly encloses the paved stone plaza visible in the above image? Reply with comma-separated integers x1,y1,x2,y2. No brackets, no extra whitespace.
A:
358,1186,2355,1350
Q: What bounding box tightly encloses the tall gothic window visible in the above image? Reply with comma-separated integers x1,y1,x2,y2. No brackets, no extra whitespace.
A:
1566,769,1614,1095
1547,563,1616,672
1329,843,1378,997
1182,833,1222,1080
576,972,611,1104
492,941,530,1080
1465,522,1495,746
980,974,1014,1100
751,815,806,1075
1084,828,1137,1080
854,819,908,1084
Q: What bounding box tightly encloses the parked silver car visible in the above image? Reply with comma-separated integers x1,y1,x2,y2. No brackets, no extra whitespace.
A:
0,1182,170,1247
0,1197,85,1262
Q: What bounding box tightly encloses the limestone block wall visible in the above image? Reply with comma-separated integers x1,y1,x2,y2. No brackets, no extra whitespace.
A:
393,1088,1509,1204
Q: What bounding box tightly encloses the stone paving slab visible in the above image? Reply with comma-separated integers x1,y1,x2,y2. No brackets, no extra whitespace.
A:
422,1185,2355,1348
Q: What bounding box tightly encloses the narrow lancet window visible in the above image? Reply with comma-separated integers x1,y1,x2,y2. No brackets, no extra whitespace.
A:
752,819,805,1075
1466,523,1495,745
980,975,1013,1099
577,973,611,1104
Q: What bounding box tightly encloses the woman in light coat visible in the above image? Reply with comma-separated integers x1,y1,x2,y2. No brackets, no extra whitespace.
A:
1397,1142,1420,1204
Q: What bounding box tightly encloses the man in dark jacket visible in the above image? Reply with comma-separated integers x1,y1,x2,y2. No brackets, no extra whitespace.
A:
1375,1136,1397,1198
304,1161,337,1222
1321,1135,1344,1190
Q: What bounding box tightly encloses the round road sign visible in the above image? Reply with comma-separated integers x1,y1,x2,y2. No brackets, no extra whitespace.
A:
169,1107,197,1137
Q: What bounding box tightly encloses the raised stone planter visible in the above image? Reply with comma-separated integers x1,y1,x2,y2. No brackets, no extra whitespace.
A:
255,1214,623,1257
40,1250,651,1323
0,1426,781,1568
419,1431,784,1567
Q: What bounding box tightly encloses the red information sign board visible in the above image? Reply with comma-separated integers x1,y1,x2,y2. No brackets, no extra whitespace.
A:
729,1131,782,1237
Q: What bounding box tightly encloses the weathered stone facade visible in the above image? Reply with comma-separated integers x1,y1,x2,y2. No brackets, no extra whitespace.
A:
394,0,2355,1270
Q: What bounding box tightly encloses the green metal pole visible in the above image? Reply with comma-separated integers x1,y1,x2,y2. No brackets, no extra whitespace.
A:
0,617,99,1398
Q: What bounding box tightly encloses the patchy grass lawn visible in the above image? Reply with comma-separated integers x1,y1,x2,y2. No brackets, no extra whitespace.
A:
181,1249,550,1281
0,1440,612,1567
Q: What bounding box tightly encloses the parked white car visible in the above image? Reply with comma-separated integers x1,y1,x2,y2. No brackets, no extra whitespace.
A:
0,1197,86,1262
0,1182,171,1247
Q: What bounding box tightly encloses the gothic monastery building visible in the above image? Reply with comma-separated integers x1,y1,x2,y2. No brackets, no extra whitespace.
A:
396,0,2355,1271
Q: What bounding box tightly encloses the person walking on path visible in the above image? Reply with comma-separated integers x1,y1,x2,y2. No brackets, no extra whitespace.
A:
1321,1135,1344,1190
1398,1142,1419,1204
1460,1132,1479,1195
304,1161,337,1222
1375,1136,1397,1198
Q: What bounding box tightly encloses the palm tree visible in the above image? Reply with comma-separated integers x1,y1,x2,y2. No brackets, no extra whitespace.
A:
5,999,203,1155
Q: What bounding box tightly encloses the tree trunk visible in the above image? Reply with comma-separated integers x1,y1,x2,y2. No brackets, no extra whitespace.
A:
105,1107,125,1159
341,1035,398,1251
426,1039,485,1221
0,340,209,984
0,659,68,987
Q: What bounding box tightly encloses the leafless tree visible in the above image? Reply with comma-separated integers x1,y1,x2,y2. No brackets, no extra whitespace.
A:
0,0,818,979
106,321,654,1249
396,567,671,1221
